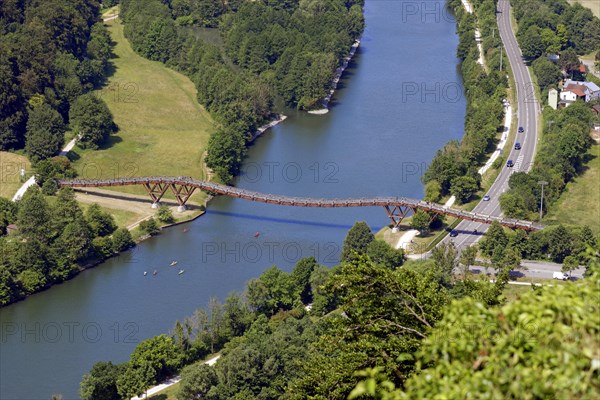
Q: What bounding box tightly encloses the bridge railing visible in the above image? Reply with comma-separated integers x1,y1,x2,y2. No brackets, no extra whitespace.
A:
56,177,543,231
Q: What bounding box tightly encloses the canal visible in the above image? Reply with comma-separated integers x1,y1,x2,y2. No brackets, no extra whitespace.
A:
0,1,465,398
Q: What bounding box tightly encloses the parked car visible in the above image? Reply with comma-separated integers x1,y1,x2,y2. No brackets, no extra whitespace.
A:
553,272,569,280
506,159,514,167
483,195,491,201
514,142,521,150
518,126,524,133
449,230,458,237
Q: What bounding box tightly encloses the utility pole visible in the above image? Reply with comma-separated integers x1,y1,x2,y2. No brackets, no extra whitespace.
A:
491,27,496,39
538,181,548,221
499,45,503,71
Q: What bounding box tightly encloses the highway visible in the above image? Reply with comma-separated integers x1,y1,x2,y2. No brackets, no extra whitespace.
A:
440,0,540,250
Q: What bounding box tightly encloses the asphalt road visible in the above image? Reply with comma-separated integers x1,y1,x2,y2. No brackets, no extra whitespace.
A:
440,0,540,251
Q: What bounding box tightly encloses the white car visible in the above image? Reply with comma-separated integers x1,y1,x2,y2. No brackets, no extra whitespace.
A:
553,272,568,280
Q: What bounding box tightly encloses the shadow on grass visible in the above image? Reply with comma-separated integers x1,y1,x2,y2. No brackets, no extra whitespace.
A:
149,395,168,400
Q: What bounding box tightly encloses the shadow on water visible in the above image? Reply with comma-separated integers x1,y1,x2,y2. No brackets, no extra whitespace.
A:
206,209,357,230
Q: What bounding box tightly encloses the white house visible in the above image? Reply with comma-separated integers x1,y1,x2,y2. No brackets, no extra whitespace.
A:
560,84,586,104
563,79,600,102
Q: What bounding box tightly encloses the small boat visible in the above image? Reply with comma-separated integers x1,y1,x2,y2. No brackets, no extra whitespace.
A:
143,271,147,276
170,261,178,266
254,231,260,238
182,228,188,233
178,269,185,275
152,270,158,276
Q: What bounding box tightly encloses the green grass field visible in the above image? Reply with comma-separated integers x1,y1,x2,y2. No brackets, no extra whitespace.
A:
545,143,600,234
0,152,31,199
70,20,215,197
568,0,600,18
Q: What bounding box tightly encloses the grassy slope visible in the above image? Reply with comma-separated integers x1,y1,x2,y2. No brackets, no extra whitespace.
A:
545,143,600,234
568,0,600,18
0,152,31,199
70,20,215,197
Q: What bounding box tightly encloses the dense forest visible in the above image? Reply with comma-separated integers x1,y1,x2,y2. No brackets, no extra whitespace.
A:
0,0,115,156
80,221,600,399
119,0,364,183
0,186,134,306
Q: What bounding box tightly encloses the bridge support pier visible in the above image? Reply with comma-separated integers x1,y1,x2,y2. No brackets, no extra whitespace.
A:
177,205,187,213
383,205,415,229
151,202,160,209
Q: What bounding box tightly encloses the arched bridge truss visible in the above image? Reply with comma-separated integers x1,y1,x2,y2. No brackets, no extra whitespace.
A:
57,177,543,231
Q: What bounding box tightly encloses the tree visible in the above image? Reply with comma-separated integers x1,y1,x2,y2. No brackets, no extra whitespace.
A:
450,175,478,204
341,221,374,261
548,225,573,263
394,279,600,399
157,205,175,223
177,363,217,400
24,103,65,163
562,255,578,278
366,240,404,270
459,245,477,279
290,257,318,304
532,56,561,91
0,55,26,149
246,266,294,316
222,293,252,339
431,242,459,287
16,187,52,243
128,334,183,382
112,228,135,252
520,26,544,59
80,361,122,400
541,28,561,54
479,221,508,258
117,363,155,399
410,210,430,234
34,156,77,187
424,180,441,202
70,93,114,149
139,218,160,235
56,218,93,264
559,48,580,78
290,256,450,399
86,203,117,237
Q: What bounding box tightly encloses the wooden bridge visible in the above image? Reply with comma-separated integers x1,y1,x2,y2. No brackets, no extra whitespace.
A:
57,177,544,231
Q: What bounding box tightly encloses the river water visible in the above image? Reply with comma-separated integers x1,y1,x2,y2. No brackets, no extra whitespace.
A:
0,1,465,398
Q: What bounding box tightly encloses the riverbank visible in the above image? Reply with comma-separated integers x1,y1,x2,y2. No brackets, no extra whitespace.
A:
250,114,288,141
308,40,360,115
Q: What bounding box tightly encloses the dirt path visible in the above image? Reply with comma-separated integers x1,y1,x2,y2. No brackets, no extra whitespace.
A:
74,187,203,229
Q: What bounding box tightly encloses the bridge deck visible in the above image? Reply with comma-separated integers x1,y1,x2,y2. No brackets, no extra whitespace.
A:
57,177,543,231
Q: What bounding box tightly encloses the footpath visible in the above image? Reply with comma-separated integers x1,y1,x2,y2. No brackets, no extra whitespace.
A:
131,355,221,400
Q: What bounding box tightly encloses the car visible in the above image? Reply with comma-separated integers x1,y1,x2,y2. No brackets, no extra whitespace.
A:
514,142,521,150
518,126,524,133
449,230,458,237
506,159,514,167
483,195,491,201
553,272,569,280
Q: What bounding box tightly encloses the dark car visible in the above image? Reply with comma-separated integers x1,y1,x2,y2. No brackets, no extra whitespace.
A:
449,230,458,237
518,126,524,133
514,142,521,150
506,159,514,167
